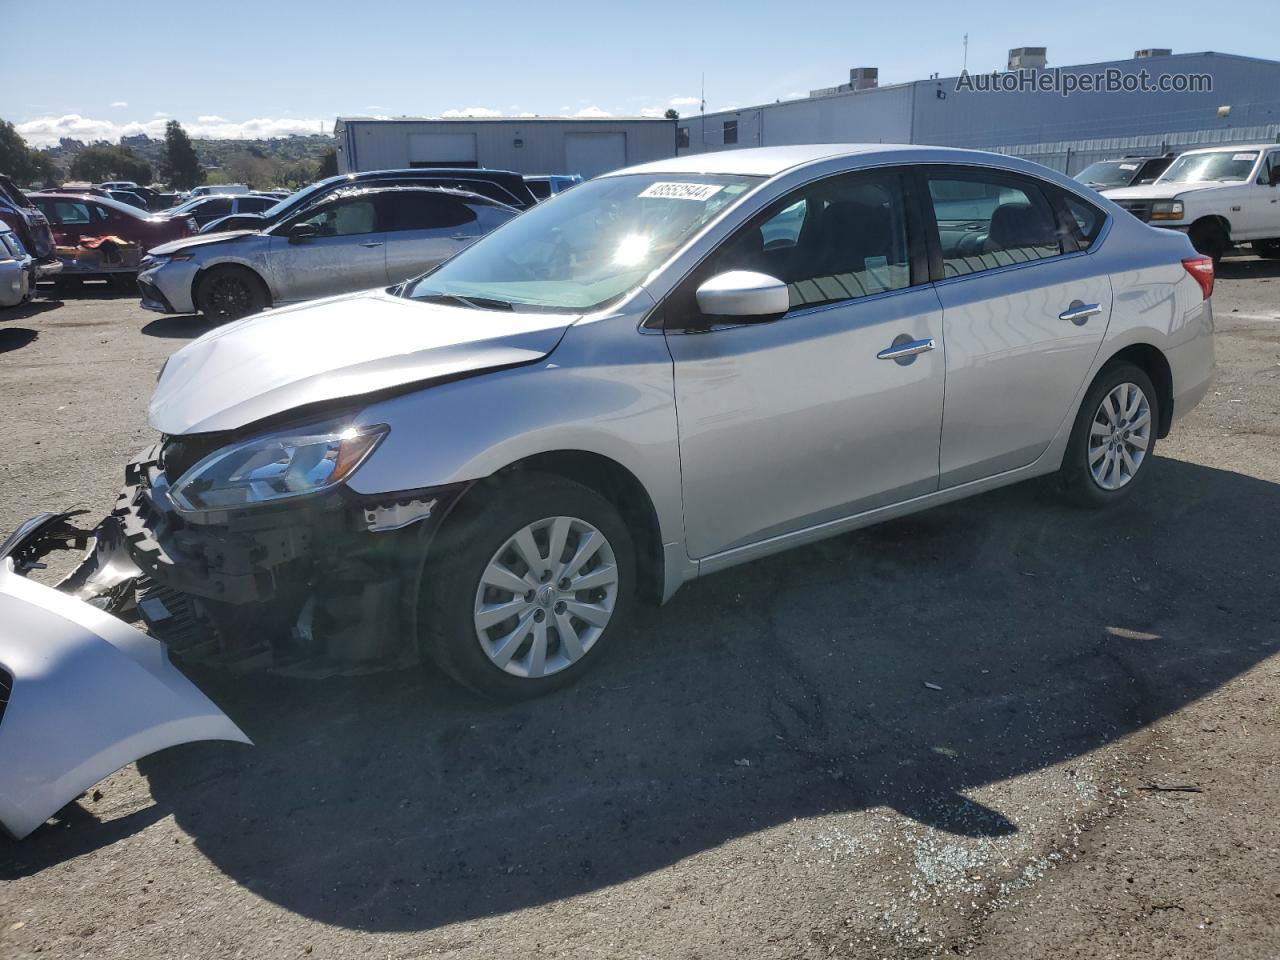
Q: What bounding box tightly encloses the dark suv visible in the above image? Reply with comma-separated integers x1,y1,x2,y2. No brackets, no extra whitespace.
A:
201,167,537,234
1073,154,1176,191
0,173,60,276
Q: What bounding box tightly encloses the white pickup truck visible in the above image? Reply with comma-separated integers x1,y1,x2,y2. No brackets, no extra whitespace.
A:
1104,143,1280,262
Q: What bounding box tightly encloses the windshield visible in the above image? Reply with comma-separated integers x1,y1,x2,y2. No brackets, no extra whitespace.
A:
402,173,761,312
1158,150,1259,184
1075,161,1141,187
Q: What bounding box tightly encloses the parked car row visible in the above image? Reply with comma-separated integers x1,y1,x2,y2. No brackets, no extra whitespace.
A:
1077,144,1280,262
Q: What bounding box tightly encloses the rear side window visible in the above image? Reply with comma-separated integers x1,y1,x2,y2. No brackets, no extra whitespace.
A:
927,173,1063,278
49,201,92,224
384,192,477,231
201,198,233,216
1061,193,1106,248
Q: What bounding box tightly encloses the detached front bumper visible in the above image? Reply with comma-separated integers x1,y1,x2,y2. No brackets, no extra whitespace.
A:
34,256,63,279
0,529,249,840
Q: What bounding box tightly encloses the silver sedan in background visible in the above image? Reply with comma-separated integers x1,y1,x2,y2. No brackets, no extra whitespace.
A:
137,185,518,321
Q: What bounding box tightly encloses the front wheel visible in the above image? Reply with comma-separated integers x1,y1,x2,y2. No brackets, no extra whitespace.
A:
420,474,636,700
1188,220,1229,264
1057,362,1159,508
195,266,269,322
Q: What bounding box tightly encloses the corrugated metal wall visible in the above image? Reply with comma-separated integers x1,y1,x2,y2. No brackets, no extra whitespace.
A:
336,119,676,177
677,53,1280,175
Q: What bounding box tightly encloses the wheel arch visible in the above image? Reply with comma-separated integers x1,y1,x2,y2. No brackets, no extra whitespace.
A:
448,450,667,607
191,260,272,309
1100,343,1174,438
1189,214,1232,241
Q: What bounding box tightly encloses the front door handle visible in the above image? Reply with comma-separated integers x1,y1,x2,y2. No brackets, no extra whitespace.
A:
876,337,935,362
359,240,384,248
1059,301,1102,325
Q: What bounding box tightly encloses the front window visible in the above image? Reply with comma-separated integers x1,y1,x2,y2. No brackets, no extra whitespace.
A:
1158,150,1259,184
1074,161,1141,188
402,173,761,312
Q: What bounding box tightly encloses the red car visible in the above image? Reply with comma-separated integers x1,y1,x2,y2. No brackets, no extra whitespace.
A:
29,193,196,251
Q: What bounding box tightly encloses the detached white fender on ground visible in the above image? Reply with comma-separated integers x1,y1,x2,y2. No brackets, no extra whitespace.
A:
0,556,250,840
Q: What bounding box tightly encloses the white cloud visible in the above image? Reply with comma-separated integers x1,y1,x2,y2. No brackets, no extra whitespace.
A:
152,111,167,118
110,101,128,108
669,95,701,108
640,107,666,118
439,106,503,118
15,113,329,147
783,91,805,100
574,105,612,118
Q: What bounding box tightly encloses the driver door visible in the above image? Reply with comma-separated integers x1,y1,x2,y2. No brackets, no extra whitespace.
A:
663,169,946,560
266,194,389,302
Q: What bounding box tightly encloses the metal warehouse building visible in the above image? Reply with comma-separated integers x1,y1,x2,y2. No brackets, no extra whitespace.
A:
334,117,676,179
677,50,1280,175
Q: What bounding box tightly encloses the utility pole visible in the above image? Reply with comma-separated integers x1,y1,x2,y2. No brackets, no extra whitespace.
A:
963,33,969,72
700,72,706,153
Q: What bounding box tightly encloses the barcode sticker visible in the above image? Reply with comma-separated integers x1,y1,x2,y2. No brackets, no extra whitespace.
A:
638,182,724,201
1233,153,1258,162
1119,163,1139,170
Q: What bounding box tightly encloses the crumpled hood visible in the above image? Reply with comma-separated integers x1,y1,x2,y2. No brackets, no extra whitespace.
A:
1103,181,1233,201
150,290,578,434
146,230,261,257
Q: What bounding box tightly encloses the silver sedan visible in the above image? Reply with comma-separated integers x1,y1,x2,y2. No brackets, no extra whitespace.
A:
89,144,1213,700
137,185,517,321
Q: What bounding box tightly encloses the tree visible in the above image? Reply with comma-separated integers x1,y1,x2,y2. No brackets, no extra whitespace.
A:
69,145,153,184
315,147,338,180
160,120,204,189
0,118,59,185
664,108,680,120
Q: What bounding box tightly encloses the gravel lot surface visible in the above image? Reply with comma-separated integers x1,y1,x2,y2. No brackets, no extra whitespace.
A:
1,260,1278,959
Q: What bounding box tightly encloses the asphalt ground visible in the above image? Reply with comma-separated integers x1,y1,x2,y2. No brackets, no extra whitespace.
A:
1,258,1278,959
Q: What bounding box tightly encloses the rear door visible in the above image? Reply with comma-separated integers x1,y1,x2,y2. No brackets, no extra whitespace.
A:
1237,149,1280,239
922,165,1113,487
265,194,388,301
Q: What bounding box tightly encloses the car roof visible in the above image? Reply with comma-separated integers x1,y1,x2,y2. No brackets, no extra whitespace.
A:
1179,144,1276,155
326,184,515,209
608,143,1055,179
30,192,148,217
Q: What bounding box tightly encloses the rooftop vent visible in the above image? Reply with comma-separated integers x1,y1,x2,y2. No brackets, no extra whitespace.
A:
1008,46,1047,70
1134,48,1173,59
809,66,878,98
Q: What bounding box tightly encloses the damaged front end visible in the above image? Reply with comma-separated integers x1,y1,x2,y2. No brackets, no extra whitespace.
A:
87,440,465,675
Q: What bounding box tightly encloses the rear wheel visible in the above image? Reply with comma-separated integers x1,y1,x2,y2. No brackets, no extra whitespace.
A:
195,266,269,322
1057,362,1158,508
421,474,636,700
1253,239,1280,260
1188,220,1229,264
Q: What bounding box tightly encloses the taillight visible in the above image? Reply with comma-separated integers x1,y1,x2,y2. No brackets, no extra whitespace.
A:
1182,256,1214,300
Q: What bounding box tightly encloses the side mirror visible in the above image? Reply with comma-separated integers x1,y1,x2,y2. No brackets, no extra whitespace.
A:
287,222,319,243
695,270,789,322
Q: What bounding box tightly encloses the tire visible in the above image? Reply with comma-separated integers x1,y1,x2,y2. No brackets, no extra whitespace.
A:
195,265,269,322
420,473,636,700
1057,362,1159,508
1253,239,1280,260
1188,220,1229,265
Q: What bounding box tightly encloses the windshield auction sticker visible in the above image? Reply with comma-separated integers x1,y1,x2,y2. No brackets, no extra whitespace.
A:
639,182,724,201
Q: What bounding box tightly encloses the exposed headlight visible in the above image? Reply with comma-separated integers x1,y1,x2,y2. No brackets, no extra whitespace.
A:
169,422,389,513
1150,200,1184,221
141,253,194,268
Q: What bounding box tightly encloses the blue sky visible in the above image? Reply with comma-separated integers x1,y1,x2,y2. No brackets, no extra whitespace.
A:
6,0,1278,146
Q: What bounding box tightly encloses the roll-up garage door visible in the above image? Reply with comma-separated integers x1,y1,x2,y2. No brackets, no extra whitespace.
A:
564,132,627,178
408,133,478,168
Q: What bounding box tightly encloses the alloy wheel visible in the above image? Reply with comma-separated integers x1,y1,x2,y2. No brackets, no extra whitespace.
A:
473,515,619,679
207,275,252,319
1088,381,1151,491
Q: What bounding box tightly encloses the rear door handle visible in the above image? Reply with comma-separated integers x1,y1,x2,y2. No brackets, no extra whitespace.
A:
360,240,384,248
876,337,935,362
1059,301,1102,325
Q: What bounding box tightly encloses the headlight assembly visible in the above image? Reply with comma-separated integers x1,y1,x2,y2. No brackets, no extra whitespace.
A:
169,422,388,513
1149,200,1185,221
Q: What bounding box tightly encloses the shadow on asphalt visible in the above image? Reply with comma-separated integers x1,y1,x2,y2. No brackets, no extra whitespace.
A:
1218,255,1280,280
0,299,62,323
0,327,38,353
4,457,1278,931
141,314,211,339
